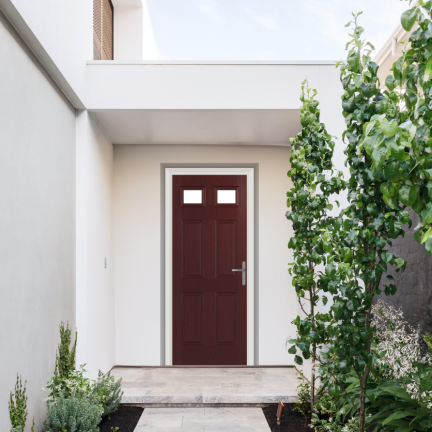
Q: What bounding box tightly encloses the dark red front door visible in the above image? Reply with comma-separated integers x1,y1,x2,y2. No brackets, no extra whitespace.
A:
173,175,247,365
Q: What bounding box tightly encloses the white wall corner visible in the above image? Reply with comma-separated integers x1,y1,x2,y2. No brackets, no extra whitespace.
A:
76,110,89,369
112,0,158,60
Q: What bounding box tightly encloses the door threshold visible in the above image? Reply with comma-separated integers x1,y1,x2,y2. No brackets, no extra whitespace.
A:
113,365,296,369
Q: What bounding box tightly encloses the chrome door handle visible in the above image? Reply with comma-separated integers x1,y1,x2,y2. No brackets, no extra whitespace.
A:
232,261,246,286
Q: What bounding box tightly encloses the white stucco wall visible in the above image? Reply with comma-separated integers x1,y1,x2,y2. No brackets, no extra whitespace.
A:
1,0,92,104
113,144,297,365
114,2,158,61
76,111,114,378
0,11,76,430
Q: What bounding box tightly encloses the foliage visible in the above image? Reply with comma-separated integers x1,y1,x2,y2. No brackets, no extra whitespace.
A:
48,322,77,400
287,80,346,409
377,0,432,256
91,370,123,418
44,393,102,432
371,300,432,388
315,303,432,432
294,377,312,416
47,364,92,401
424,334,432,350
317,11,410,432
310,391,345,432
9,375,32,432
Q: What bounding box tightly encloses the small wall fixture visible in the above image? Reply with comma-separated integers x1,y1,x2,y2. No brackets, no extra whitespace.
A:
104,257,107,268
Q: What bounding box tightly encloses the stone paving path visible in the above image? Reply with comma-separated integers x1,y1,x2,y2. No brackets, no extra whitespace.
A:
113,367,299,404
134,407,270,431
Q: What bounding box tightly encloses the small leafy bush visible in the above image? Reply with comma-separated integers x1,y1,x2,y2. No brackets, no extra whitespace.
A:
294,378,311,416
9,374,35,432
43,393,102,432
47,364,92,401
9,375,28,432
48,322,78,400
91,370,123,417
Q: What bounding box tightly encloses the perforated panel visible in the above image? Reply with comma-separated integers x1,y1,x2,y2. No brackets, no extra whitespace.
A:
93,0,114,60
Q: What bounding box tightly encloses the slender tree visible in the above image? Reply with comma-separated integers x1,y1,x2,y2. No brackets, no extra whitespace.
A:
287,80,345,411
324,13,412,431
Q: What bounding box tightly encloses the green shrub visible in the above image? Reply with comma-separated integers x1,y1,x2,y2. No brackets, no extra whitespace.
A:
43,394,102,432
48,323,77,400
9,375,34,432
91,370,123,417
294,378,311,416
47,364,92,401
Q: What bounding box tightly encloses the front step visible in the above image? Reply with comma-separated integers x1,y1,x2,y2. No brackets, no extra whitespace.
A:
111,366,299,406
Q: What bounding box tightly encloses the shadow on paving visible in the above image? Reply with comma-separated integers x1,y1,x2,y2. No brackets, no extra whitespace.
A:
262,404,313,432
99,406,144,432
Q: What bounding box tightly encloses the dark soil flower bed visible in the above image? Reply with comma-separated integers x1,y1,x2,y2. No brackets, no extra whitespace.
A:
98,405,144,432
262,404,313,432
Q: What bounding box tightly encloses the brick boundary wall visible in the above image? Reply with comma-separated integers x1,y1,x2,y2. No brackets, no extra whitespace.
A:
376,209,432,334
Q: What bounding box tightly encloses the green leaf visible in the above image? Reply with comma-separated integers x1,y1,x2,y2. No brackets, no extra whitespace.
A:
398,210,411,225
364,132,385,155
421,228,432,244
294,355,303,365
372,146,389,170
425,237,432,253
385,75,396,91
399,185,419,206
349,333,360,345
425,58,432,82
347,49,361,73
381,119,399,137
383,410,418,426
341,247,353,263
288,345,297,355
401,7,418,31
325,264,336,279
347,299,358,311
384,161,402,182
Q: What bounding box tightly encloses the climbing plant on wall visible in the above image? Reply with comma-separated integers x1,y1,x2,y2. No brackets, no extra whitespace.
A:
286,80,345,412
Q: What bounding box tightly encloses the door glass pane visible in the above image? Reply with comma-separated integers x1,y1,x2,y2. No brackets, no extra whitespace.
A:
217,190,236,204
184,190,202,204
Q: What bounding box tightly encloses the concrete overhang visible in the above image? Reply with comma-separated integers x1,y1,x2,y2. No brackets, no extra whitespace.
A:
86,61,339,145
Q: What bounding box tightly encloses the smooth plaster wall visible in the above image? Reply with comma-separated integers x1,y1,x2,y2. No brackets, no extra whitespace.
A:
76,111,114,378
2,0,93,103
113,144,296,366
114,2,158,61
0,11,75,431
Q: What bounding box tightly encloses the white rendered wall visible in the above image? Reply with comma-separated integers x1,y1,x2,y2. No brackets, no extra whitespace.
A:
1,0,93,104
114,1,158,61
0,11,76,430
113,144,296,365
76,111,114,378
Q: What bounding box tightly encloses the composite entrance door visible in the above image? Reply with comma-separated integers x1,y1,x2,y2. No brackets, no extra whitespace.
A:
173,175,247,365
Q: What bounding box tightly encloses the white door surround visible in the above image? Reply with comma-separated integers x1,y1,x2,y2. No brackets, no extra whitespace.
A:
165,167,255,366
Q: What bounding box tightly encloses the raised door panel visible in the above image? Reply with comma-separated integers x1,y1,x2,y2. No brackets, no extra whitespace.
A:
216,221,237,278
216,293,237,344
182,293,203,345
182,221,203,278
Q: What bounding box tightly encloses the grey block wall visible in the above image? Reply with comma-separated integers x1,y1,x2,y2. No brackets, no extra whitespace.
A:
376,209,432,334
0,10,76,431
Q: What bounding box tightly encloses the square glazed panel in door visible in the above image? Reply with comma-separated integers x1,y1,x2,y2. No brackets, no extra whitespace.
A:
173,175,247,365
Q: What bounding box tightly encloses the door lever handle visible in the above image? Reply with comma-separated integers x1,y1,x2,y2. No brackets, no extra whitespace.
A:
232,261,246,286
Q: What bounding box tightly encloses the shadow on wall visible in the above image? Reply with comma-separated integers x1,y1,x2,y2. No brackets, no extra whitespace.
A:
377,209,432,334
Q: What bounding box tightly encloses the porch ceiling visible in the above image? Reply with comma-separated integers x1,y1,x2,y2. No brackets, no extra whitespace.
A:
90,109,300,145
